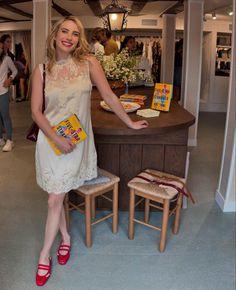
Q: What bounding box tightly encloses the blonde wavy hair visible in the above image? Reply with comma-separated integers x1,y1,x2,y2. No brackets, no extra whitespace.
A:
46,16,90,73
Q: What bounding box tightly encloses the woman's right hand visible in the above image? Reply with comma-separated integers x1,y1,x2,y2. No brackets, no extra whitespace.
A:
54,136,75,154
3,78,12,88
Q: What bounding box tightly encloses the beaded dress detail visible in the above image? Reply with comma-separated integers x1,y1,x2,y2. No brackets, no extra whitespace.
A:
36,57,97,193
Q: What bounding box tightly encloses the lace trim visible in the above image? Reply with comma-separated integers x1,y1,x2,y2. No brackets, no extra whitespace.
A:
35,151,97,194
39,58,90,82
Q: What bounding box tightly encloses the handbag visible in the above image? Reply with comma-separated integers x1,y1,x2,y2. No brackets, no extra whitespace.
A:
26,64,45,142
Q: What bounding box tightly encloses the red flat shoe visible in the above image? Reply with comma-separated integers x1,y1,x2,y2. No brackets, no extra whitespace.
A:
57,243,71,265
36,257,52,286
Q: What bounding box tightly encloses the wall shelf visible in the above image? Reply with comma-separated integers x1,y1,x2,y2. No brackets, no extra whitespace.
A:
215,33,231,77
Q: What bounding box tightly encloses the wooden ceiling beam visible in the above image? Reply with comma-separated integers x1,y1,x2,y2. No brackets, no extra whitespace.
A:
0,15,16,22
52,0,71,16
130,0,148,15
149,0,179,1
0,0,31,4
86,0,103,16
0,0,72,18
85,0,180,17
159,0,184,16
0,3,32,18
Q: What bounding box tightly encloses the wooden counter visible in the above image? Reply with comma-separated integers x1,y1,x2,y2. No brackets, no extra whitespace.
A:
91,86,195,210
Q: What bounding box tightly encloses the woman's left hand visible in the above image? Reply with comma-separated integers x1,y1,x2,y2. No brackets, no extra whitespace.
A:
3,78,12,88
128,120,149,130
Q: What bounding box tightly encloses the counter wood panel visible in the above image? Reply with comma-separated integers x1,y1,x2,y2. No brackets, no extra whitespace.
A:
92,87,195,210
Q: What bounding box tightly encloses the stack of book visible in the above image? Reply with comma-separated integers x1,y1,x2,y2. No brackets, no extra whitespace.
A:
119,94,147,105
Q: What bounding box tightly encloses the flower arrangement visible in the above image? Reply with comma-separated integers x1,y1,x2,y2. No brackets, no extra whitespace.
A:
96,49,143,84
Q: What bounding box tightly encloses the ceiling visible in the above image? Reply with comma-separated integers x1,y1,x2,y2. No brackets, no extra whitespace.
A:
0,0,233,23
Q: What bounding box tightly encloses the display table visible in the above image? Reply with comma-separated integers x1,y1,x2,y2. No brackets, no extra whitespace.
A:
91,86,195,210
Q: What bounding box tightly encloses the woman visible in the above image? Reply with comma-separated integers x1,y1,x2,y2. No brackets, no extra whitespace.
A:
15,51,29,102
31,16,148,286
119,36,136,54
104,30,119,56
173,39,183,101
0,34,15,61
0,41,17,152
90,27,106,56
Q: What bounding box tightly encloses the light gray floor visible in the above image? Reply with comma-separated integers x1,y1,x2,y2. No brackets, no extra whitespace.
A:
0,101,235,290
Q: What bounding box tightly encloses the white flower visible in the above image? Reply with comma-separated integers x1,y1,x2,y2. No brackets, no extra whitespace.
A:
97,49,143,84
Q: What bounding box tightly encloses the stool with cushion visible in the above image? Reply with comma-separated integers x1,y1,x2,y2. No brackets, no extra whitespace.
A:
128,169,194,252
64,169,120,247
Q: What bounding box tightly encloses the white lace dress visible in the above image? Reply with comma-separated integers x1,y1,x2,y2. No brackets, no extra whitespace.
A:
35,57,97,194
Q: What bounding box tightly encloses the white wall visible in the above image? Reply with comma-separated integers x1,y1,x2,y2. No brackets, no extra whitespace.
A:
215,0,236,212
32,0,51,70
200,20,232,112
216,133,236,212
227,139,235,205
182,0,204,147
201,32,212,103
0,21,31,32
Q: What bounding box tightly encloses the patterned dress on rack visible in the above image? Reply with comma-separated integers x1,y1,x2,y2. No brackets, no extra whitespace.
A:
35,56,97,194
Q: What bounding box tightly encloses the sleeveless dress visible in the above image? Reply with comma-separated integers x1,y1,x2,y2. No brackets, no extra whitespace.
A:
35,57,97,194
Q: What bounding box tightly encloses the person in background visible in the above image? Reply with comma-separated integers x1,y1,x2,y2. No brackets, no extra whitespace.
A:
31,16,148,286
119,36,136,54
90,27,106,56
0,34,16,131
15,51,29,102
0,40,17,152
104,30,119,56
0,34,15,61
173,39,183,101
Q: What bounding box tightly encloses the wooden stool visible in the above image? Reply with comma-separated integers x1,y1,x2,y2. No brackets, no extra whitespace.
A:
64,169,120,247
128,169,193,252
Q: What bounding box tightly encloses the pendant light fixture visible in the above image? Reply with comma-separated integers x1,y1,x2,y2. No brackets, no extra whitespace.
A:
212,11,216,20
100,0,131,32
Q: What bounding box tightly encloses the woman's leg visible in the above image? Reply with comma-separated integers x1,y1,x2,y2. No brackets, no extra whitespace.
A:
0,114,3,140
38,193,66,275
59,206,71,247
0,92,12,140
19,78,26,100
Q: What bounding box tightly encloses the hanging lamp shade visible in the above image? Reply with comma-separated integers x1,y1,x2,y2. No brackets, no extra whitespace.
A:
212,11,216,20
100,0,131,32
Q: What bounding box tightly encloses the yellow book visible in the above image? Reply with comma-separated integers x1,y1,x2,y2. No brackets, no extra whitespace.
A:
47,114,87,156
151,83,173,112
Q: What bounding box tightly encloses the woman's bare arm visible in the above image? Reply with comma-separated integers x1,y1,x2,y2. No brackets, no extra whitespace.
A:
87,55,148,130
